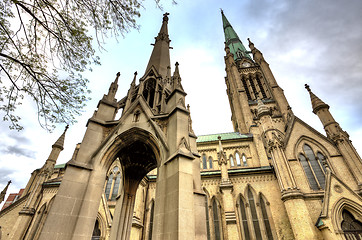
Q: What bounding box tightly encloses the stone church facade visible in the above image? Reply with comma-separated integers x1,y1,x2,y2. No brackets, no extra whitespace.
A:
1,12,362,240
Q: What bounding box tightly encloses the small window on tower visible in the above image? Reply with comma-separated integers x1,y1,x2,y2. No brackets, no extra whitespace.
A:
242,154,247,166
202,154,207,169
235,152,241,166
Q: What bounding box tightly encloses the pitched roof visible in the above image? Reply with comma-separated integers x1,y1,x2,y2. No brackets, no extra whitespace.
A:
197,132,252,143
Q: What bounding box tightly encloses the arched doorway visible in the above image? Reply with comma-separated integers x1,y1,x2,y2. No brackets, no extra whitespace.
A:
104,129,160,240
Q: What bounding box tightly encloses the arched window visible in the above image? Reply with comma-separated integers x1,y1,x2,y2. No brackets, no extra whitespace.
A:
248,188,262,239
341,209,362,239
111,174,121,201
242,154,247,166
212,198,222,240
105,173,113,199
230,155,235,167
148,201,155,240
105,165,122,200
143,78,156,108
299,144,326,190
239,196,250,240
304,145,325,189
204,195,211,240
298,153,318,190
260,195,273,240
235,152,241,166
209,157,213,169
202,154,207,169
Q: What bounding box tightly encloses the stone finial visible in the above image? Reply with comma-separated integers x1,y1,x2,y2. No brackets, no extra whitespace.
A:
163,12,169,22
247,38,254,50
305,84,311,92
114,72,120,85
131,71,137,86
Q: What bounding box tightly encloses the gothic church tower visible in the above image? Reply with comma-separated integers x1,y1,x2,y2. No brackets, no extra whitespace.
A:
221,11,362,239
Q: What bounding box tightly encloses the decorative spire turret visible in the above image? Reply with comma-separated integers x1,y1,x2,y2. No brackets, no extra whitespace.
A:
305,84,329,114
305,84,340,139
221,10,252,61
172,62,184,91
145,13,171,78
106,72,120,101
248,38,264,64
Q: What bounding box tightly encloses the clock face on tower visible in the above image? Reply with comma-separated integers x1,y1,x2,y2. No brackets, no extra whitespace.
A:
242,62,251,67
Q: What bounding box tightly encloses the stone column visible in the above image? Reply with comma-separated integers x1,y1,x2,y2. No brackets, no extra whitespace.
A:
217,136,238,240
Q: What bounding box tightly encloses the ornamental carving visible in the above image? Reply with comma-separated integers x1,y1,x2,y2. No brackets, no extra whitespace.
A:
218,151,228,165
154,118,168,136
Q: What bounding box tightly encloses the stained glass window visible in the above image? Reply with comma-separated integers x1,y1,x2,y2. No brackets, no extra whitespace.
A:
212,199,222,240
248,188,262,239
239,197,250,240
202,154,207,169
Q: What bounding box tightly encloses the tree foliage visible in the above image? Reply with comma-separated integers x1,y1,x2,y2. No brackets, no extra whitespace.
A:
0,0,146,130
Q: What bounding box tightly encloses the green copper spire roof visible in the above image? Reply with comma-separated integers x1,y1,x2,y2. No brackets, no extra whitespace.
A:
221,10,252,61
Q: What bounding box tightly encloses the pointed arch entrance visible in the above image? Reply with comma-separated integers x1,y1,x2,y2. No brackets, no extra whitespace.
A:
102,128,160,240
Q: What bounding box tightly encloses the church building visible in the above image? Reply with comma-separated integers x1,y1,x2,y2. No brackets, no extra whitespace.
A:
0,12,362,240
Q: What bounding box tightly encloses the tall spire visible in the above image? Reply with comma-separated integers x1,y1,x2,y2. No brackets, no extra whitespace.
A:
145,13,171,78
221,10,252,61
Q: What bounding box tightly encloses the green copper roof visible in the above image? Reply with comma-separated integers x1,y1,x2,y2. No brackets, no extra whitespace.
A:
221,11,252,61
197,132,252,143
54,163,66,169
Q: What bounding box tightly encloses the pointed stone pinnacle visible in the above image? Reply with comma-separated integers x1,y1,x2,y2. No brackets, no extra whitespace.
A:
305,84,329,114
52,125,68,150
248,38,254,49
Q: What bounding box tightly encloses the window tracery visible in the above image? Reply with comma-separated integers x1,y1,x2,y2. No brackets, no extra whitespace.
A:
238,189,275,240
104,164,122,201
341,209,362,239
212,198,223,240
209,157,213,169
202,154,207,169
298,144,327,190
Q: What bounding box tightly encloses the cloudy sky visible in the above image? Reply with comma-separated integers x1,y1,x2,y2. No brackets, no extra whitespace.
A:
1,0,361,208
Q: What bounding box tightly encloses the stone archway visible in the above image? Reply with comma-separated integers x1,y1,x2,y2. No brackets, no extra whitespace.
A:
102,128,161,240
